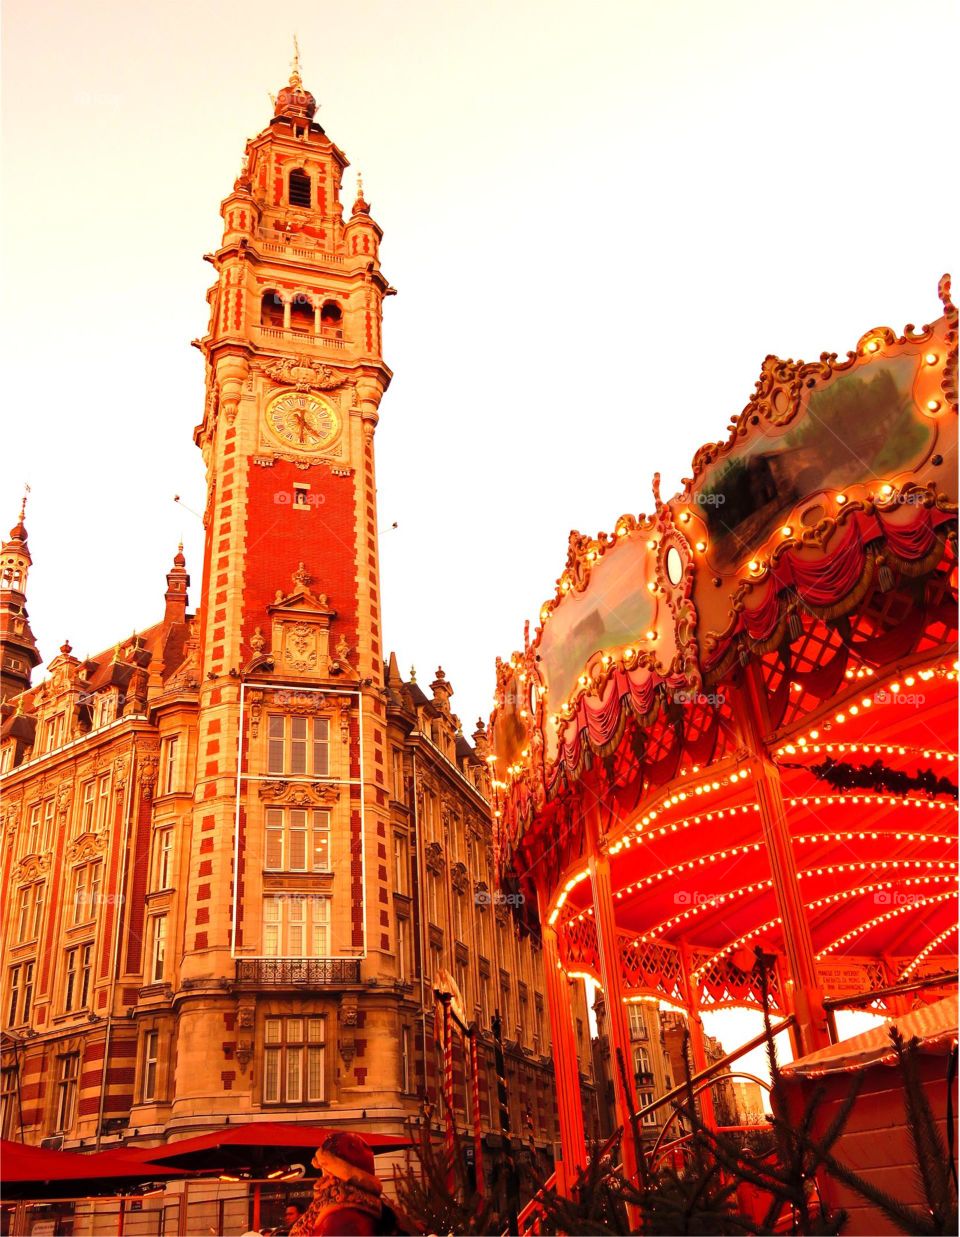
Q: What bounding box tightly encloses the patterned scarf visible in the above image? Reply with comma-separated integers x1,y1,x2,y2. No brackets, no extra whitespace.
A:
289,1174,383,1235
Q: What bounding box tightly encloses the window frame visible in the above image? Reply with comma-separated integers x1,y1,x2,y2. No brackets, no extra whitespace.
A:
142,1029,160,1102
149,915,167,984
264,807,331,873
266,714,330,778
262,894,330,958
54,1053,80,1133
262,1015,326,1105
63,942,93,1013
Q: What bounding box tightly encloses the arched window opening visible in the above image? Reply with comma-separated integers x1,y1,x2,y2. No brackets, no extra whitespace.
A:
320,301,343,339
260,291,285,328
289,296,314,333
288,169,311,208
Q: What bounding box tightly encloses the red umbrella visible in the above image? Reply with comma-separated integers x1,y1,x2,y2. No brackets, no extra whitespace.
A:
0,1138,184,1198
137,1121,409,1175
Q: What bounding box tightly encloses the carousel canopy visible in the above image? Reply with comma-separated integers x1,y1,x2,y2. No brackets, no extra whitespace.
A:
489,277,958,1015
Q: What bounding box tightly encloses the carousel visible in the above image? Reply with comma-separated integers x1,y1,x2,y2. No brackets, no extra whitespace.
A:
488,277,958,1196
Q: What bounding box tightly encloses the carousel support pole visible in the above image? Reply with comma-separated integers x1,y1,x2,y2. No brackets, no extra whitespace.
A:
585,805,641,1185
679,945,718,1130
252,1182,261,1232
440,993,455,1189
733,665,831,1054
538,887,587,1194
469,1025,485,1198
493,1010,520,1234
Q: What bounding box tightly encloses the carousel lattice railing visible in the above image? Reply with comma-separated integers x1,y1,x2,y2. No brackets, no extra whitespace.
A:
690,948,785,1013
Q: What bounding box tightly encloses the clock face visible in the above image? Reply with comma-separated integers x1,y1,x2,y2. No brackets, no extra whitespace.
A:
264,390,341,452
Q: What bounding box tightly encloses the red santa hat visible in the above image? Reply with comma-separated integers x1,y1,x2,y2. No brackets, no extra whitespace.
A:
311,1132,383,1196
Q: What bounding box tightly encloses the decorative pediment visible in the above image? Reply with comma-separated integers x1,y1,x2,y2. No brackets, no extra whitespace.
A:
267,565,337,679
256,780,340,807
259,356,351,393
66,834,107,863
13,854,51,883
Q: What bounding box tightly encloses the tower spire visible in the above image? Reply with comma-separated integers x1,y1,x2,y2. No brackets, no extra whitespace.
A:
0,492,42,700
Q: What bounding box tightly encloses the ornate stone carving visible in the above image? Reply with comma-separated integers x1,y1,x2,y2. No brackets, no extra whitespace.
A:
248,689,265,738
425,841,445,876
140,755,159,800
250,627,266,654
13,854,51,882
261,356,349,392
66,834,106,863
256,780,339,806
285,623,319,674
338,996,358,1065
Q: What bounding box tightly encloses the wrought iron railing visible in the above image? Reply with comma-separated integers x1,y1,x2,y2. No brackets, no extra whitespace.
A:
235,958,361,986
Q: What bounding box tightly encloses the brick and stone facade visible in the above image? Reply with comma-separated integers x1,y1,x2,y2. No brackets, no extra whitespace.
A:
0,63,594,1172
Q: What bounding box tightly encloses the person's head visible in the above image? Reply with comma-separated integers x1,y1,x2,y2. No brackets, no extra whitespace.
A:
283,1204,302,1226
311,1132,382,1198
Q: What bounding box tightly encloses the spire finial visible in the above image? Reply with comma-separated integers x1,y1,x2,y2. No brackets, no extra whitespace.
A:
353,172,370,216
290,34,302,86
19,484,29,524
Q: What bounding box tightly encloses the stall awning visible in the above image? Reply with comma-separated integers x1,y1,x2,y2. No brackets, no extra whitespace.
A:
781,994,958,1077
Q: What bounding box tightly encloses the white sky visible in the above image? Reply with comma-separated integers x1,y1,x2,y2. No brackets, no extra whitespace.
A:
2,0,946,1071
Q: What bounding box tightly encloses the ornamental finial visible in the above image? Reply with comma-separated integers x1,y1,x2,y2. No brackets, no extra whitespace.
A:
290,34,302,86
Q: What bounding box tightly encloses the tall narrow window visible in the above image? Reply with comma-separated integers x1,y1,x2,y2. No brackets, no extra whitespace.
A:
161,736,179,794
0,1068,18,1139
25,804,41,856
7,961,34,1027
40,799,55,852
95,773,112,830
639,1090,658,1126
64,943,93,1012
288,168,311,207
150,916,167,983
71,863,101,925
142,1030,159,1102
45,713,65,753
54,1054,80,1133
79,780,96,833
628,1004,648,1041
392,749,404,800
393,832,408,894
400,1025,412,1093
153,828,174,891
396,916,408,981
262,1016,325,1104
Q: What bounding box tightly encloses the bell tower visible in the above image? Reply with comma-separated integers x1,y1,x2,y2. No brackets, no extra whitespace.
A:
172,54,400,1124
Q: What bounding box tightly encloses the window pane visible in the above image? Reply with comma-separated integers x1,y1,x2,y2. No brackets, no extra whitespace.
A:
267,715,285,774
287,1018,304,1043
307,1045,324,1101
286,1047,303,1103
264,1018,282,1045
263,1047,280,1102
313,720,330,776
307,1018,324,1044
291,717,307,775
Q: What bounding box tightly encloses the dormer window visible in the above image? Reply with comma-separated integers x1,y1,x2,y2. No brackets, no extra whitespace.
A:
44,712,65,753
93,693,116,730
288,168,311,207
